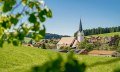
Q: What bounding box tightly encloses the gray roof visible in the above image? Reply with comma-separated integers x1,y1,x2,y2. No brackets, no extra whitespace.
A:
79,19,83,32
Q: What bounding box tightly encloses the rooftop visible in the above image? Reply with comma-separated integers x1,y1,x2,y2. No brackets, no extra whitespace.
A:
57,37,75,45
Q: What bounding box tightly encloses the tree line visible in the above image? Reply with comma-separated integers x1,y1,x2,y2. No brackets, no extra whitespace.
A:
84,26,120,36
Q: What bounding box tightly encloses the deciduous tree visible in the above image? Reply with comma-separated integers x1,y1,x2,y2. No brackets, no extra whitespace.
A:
0,0,52,47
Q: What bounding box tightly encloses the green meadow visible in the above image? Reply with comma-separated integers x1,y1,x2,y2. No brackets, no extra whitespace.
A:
0,43,120,72
88,32,120,37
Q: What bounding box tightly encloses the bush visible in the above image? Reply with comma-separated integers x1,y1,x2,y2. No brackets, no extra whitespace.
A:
77,41,94,51
59,46,71,51
31,52,86,72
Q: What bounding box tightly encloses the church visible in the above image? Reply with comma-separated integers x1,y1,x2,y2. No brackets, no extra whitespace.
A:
57,19,84,49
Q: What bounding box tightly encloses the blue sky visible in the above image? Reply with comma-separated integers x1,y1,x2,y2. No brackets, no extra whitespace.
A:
44,0,120,36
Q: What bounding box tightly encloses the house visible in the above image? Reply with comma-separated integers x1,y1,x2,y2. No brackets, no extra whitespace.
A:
88,50,119,57
57,19,84,49
103,37,111,43
57,37,77,49
87,36,112,44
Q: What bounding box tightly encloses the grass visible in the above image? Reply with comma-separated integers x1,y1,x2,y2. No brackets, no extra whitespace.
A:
0,43,120,72
87,32,120,37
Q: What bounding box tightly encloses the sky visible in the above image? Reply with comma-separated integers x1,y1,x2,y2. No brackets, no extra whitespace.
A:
44,0,120,36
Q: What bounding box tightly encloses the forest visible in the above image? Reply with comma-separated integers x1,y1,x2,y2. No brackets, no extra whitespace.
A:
84,26,120,36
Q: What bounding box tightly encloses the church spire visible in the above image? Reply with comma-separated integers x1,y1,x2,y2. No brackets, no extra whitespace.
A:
79,19,83,32
77,18,84,42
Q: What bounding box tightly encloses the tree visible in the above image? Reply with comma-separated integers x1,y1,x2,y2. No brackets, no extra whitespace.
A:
83,26,120,36
0,0,52,47
77,41,94,51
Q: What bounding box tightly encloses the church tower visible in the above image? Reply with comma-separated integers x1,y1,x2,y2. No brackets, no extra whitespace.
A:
77,19,84,42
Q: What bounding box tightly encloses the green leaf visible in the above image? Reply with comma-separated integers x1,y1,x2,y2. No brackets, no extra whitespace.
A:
0,0,3,2
16,13,21,18
46,9,52,18
35,3,41,11
34,34,43,41
12,39,19,46
29,2,35,9
39,25,46,38
0,38,4,47
38,11,46,22
39,16,46,22
22,0,27,5
32,22,40,31
28,13,37,23
3,0,16,12
0,27,4,35
10,16,18,25
1,21,8,28
18,32,25,40
22,26,29,34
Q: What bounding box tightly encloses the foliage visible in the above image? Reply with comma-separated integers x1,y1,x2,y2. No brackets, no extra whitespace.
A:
59,46,71,51
77,41,94,51
45,43,56,49
32,52,86,72
98,44,110,50
28,39,33,44
83,26,120,36
83,34,120,51
93,41,101,49
0,0,52,47
41,43,46,49
116,46,120,52
109,35,120,50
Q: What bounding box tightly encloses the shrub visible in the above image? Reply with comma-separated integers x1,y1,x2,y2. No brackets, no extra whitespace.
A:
31,52,86,72
77,41,94,51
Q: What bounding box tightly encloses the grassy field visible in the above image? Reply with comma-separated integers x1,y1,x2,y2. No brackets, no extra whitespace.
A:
0,44,120,72
87,32,120,37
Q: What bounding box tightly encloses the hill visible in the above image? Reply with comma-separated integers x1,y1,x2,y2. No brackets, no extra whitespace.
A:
88,32,120,37
0,44,120,72
26,32,70,39
45,33,70,39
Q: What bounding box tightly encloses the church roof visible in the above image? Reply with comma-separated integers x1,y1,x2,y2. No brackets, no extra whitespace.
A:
57,37,75,45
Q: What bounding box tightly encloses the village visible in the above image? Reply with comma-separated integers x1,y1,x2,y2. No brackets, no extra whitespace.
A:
1,0,120,72
23,19,120,57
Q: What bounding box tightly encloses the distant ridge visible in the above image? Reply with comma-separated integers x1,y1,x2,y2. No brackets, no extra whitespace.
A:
26,32,70,39
45,33,70,39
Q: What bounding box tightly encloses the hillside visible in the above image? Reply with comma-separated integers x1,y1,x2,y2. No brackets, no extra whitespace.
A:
88,32,120,37
26,32,70,39
0,44,120,72
45,33,70,39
